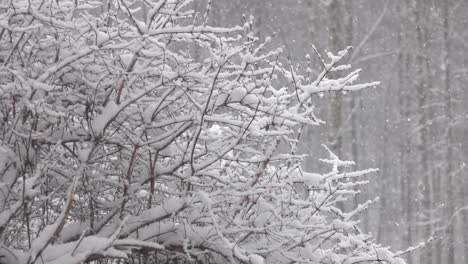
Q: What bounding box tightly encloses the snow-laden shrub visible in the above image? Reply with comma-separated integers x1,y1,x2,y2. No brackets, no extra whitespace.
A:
0,0,405,263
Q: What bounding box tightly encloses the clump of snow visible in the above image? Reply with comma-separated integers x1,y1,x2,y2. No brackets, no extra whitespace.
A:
197,190,212,206
249,254,264,264
96,31,109,45
392,257,406,264
142,103,158,124
243,94,259,105
136,189,148,199
302,172,322,187
214,93,228,107
376,247,395,262
91,101,119,136
120,53,134,69
254,212,271,227
332,219,353,230
242,53,255,64
78,147,91,162
229,87,247,102
207,124,223,138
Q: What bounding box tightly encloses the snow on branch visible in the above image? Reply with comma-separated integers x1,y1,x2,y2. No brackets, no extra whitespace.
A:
0,0,405,263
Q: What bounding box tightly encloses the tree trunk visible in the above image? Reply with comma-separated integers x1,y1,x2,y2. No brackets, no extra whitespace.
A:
442,1,455,263
413,0,432,263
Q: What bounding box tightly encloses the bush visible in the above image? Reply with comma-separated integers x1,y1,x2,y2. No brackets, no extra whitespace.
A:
0,1,404,263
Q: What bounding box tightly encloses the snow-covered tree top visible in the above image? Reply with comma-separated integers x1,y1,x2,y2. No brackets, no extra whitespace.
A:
0,0,406,263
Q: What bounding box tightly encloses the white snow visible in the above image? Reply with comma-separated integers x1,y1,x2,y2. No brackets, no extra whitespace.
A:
91,101,119,136
78,147,91,162
197,190,212,206
302,172,322,187
249,254,264,264
207,124,223,138
120,53,135,69
229,87,247,102
376,247,395,262
243,94,259,105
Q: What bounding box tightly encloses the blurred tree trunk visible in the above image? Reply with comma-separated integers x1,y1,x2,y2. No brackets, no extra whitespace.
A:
441,0,455,263
431,3,443,261
396,2,414,263
327,0,344,156
395,0,406,252
402,56,414,264
376,2,391,244
343,0,361,212
412,0,432,263
463,92,468,263
325,0,347,216
390,3,408,255
463,47,468,264
377,61,390,245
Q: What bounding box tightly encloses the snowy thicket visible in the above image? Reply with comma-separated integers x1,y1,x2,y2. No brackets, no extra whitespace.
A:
0,0,405,263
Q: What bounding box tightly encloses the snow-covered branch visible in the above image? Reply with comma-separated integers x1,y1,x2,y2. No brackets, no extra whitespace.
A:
0,1,404,264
